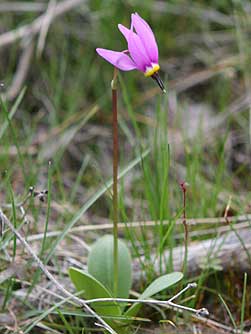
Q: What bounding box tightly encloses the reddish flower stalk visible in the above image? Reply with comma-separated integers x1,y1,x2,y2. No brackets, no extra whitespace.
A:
96,13,166,296
111,68,119,296
111,67,119,297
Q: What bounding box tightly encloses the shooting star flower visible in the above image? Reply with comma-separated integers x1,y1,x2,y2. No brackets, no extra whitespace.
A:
96,13,166,92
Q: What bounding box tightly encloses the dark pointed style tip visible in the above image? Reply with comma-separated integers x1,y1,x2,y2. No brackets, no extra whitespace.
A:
152,72,166,93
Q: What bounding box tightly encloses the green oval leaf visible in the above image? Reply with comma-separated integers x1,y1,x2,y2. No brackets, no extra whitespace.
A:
69,267,121,317
87,235,132,299
140,272,183,299
124,272,183,320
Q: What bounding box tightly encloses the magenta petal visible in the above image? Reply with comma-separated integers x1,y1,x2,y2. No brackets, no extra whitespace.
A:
131,13,158,63
127,28,151,72
96,48,136,71
118,24,130,41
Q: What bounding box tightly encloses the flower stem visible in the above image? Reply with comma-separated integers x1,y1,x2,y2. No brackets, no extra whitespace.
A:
111,68,118,297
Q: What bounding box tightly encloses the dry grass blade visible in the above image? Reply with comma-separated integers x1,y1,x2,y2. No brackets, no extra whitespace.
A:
37,0,57,57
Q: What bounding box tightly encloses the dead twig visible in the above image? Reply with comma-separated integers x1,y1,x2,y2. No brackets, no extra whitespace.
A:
3,38,34,101
83,283,209,317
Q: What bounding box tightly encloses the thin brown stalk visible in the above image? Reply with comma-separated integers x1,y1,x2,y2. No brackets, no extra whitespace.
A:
112,67,118,296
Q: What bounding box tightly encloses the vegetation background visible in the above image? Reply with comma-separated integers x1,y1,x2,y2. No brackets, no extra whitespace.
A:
0,0,250,333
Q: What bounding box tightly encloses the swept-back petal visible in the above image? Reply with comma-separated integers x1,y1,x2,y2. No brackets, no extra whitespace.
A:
118,24,130,41
131,13,158,63
96,48,136,71
127,28,151,72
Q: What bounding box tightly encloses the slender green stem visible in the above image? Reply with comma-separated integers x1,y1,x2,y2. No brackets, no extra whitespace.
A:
5,174,17,260
240,273,247,334
40,161,52,255
218,294,237,330
180,181,188,273
112,68,118,297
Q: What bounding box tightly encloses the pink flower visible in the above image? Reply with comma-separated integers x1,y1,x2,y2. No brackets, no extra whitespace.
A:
96,13,165,92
